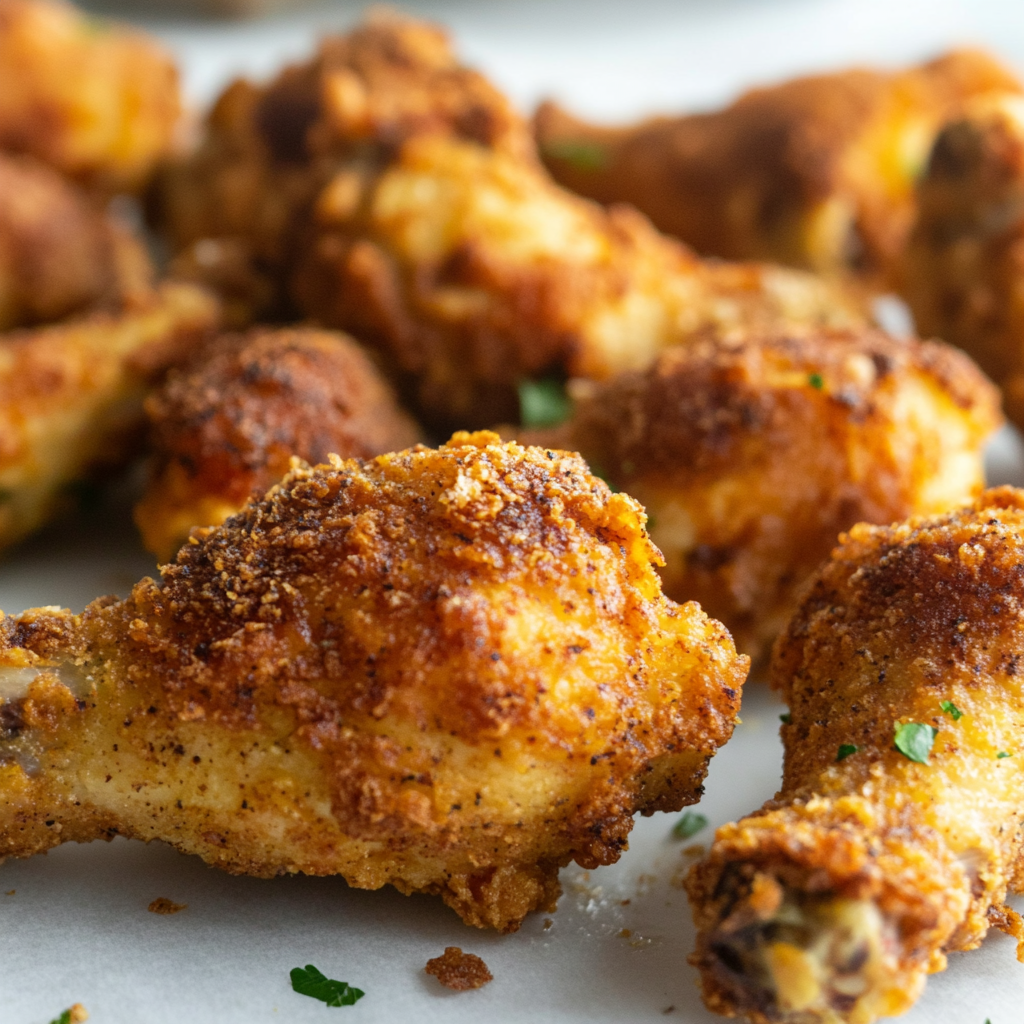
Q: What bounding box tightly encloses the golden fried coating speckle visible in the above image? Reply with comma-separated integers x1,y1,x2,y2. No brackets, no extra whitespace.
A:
134,326,422,562
0,433,746,932
424,946,493,990
537,50,1020,282
902,94,1024,429
521,327,999,661
155,13,865,427
687,488,1024,1023
0,0,181,192
0,152,151,330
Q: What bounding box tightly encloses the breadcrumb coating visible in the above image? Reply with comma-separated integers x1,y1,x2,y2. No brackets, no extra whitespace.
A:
687,488,1024,1023
0,432,746,932
135,326,422,561
537,49,1020,282
0,0,181,192
521,327,1000,662
154,13,865,427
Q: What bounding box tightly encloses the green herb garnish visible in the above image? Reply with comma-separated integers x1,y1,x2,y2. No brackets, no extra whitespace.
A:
894,722,937,764
542,139,607,172
290,965,365,1007
836,743,858,761
50,1012,72,1024
779,713,791,724
518,378,571,428
939,700,963,721
998,751,1012,759
672,810,708,840
808,372,825,390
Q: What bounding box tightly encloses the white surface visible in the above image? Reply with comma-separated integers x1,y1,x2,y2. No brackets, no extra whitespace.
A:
6,3,1024,1021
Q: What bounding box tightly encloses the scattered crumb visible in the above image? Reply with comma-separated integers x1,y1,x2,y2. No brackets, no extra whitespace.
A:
148,897,187,915
4,889,13,895
619,899,631,906
60,1006,88,1023
682,844,705,858
425,947,493,991
543,918,553,930
619,928,633,938
662,1006,676,1015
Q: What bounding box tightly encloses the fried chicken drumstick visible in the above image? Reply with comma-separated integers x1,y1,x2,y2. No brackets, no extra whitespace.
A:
0,432,746,932
135,326,422,562
537,50,1020,283
687,487,1024,1023
156,13,864,427
523,326,999,662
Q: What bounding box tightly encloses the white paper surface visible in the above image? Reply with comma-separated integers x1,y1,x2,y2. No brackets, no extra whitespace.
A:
5,3,1024,1021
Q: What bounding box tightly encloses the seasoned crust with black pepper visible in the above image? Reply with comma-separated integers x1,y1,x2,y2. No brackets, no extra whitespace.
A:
134,326,422,561
0,432,746,932
687,488,1024,1023
524,327,999,661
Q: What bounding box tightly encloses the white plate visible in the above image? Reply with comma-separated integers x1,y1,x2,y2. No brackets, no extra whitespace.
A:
5,4,1024,1021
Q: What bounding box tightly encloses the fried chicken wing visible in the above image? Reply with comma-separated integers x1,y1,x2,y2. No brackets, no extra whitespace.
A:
155,13,865,427
519,328,999,662
0,282,218,551
901,94,1024,429
0,432,746,931
0,152,151,331
537,50,1020,282
0,0,181,192
135,326,422,562
687,487,1024,1023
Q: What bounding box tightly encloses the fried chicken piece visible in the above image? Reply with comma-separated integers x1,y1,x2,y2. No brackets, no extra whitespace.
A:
0,0,181,192
523,328,1000,662
135,326,422,562
686,487,1024,1023
155,13,865,427
0,281,218,552
0,153,151,331
0,432,747,931
537,50,1020,283
901,94,1024,429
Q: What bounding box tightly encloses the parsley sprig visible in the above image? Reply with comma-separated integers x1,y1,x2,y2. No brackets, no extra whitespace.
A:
940,700,963,721
291,965,365,1007
894,722,937,764
672,810,708,840
518,378,571,428
836,743,858,761
541,139,607,171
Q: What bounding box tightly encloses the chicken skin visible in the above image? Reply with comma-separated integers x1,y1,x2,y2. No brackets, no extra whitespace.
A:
520,328,1000,663
687,488,1024,1024
0,152,151,331
0,432,747,932
537,50,1020,283
135,326,422,562
902,94,1024,430
155,13,865,427
0,0,181,192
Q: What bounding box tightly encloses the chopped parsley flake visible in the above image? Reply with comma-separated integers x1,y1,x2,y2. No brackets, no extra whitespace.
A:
808,372,825,390
939,700,963,721
542,139,607,171
518,378,571,428
672,810,708,840
894,722,937,764
290,965,365,1007
779,713,791,725
998,751,1012,759
836,743,858,761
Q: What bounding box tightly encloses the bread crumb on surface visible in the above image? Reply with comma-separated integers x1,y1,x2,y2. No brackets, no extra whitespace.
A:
67,1005,89,1023
148,897,187,915
4,889,13,895
424,947,493,991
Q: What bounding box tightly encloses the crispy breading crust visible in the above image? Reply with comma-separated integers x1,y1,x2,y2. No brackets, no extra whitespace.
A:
0,0,181,192
135,326,422,561
901,94,1024,429
522,328,999,661
0,282,219,552
537,50,1021,281
155,13,865,427
0,433,747,931
687,488,1024,1023
0,152,151,330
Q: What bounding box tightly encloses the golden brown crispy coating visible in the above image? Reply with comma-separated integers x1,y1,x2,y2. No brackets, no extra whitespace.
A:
0,282,218,552
135,326,422,562
687,487,1024,1023
0,0,180,192
0,152,151,330
521,328,1000,662
902,94,1024,429
537,50,1020,282
154,13,865,427
0,432,747,931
